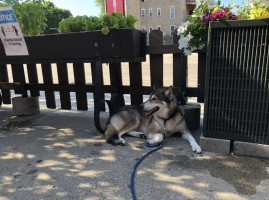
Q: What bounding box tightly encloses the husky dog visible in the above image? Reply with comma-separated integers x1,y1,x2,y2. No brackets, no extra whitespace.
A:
104,87,202,153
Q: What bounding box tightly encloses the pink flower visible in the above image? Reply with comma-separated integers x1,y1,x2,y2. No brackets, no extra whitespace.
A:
202,8,238,24
203,18,209,24
230,14,238,20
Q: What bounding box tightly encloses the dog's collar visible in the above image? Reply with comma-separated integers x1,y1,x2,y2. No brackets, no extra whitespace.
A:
163,108,182,126
154,107,184,137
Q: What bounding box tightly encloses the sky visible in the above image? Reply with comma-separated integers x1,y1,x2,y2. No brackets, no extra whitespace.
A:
49,0,101,17
49,0,246,17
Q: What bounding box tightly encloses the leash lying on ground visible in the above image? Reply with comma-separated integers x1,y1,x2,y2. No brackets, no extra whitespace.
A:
130,142,163,200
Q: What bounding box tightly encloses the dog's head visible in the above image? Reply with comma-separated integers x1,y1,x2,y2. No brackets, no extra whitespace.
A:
140,86,177,119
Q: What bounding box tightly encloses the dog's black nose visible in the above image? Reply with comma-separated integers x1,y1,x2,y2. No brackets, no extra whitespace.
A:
139,104,144,110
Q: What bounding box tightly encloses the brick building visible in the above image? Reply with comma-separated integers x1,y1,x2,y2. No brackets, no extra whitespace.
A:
125,0,196,41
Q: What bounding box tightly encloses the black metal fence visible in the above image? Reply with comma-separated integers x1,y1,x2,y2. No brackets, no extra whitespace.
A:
204,19,269,145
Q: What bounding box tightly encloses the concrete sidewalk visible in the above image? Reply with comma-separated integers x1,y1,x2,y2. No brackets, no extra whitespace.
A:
0,106,269,200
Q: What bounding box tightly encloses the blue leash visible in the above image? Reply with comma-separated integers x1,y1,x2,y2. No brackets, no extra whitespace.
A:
130,142,163,200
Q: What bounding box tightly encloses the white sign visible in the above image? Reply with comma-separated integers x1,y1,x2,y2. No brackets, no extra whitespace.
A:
0,6,29,56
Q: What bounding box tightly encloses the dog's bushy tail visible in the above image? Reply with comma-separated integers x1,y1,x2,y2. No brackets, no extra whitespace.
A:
105,125,120,145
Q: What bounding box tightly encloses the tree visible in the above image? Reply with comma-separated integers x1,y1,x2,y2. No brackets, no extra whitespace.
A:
0,0,47,35
95,0,105,16
42,1,72,34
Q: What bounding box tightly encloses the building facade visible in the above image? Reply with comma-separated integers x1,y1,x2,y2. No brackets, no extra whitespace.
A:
125,0,194,40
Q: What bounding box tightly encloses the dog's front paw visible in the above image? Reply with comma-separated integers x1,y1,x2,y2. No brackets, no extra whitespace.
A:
192,144,202,154
147,134,163,145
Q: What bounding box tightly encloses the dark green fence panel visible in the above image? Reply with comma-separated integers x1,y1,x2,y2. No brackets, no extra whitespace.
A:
204,19,269,144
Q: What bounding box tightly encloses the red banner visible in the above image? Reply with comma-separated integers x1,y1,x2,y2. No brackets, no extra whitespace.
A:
106,0,125,15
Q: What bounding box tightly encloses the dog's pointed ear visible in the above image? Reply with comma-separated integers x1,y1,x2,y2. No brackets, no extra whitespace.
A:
165,86,173,100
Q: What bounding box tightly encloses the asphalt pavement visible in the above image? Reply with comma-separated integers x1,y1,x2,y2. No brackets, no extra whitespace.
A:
0,105,269,200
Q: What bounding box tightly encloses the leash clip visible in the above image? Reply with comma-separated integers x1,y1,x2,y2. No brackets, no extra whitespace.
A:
179,88,187,105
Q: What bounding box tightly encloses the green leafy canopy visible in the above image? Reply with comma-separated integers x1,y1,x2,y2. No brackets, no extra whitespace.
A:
42,1,72,34
0,0,47,35
0,0,72,35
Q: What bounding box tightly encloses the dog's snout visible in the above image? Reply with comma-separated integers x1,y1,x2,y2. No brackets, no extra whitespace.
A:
139,104,144,110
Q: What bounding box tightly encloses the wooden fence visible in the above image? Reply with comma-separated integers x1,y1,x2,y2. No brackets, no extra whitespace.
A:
0,30,206,111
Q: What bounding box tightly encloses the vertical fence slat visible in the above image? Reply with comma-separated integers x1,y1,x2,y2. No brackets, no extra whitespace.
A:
11,64,21,94
91,62,105,111
173,30,182,88
0,64,11,104
11,64,27,97
41,63,56,109
109,62,125,110
57,63,71,110
129,62,143,105
109,62,122,92
73,63,88,110
27,64,40,97
198,52,206,102
149,30,163,88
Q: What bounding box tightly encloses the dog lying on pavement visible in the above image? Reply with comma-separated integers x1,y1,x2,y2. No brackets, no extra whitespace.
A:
105,87,202,153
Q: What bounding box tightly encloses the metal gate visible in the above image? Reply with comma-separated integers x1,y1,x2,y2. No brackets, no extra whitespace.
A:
204,19,269,144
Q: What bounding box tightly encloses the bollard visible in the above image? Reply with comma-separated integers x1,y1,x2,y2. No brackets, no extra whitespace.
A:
12,96,40,116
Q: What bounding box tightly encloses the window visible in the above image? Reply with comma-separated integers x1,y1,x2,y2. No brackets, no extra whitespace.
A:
170,6,175,19
157,26,161,31
149,26,153,33
157,8,161,16
170,25,175,35
141,9,145,17
149,9,152,17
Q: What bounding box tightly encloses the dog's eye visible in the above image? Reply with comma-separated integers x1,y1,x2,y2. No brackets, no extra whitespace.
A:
152,97,157,101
